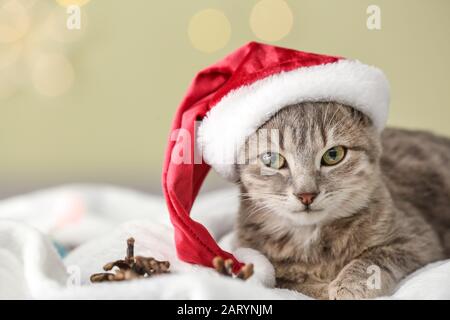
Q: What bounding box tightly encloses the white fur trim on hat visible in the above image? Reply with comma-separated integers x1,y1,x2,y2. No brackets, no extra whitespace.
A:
197,59,390,181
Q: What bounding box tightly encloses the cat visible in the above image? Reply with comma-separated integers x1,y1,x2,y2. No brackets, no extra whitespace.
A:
235,101,450,299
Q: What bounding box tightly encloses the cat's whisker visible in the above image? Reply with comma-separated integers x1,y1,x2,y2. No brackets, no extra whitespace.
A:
242,207,270,224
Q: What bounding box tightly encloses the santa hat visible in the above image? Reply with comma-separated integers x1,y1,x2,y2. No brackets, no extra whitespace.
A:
162,42,390,273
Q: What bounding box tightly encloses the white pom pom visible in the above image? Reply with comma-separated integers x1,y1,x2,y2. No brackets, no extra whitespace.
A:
233,247,275,288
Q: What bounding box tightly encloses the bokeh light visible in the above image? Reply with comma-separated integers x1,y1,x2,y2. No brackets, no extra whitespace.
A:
250,0,293,42
44,7,88,43
55,0,91,7
0,0,87,99
188,9,231,53
0,0,31,43
31,53,75,97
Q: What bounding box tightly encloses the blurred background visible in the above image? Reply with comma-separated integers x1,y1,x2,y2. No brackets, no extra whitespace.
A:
1,0,449,198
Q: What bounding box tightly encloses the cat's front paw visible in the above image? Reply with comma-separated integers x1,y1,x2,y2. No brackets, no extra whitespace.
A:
328,278,367,300
328,258,385,300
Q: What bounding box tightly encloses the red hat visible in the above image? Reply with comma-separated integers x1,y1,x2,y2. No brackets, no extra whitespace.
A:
162,42,389,273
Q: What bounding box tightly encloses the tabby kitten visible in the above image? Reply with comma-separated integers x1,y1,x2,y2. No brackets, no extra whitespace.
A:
236,101,450,299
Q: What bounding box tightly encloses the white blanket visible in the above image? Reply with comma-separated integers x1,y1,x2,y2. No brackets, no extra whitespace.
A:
0,185,449,299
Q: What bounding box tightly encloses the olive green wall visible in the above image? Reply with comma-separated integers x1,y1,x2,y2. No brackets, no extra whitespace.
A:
1,0,449,196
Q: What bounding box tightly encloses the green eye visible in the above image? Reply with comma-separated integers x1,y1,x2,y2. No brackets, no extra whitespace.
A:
260,152,286,169
321,146,347,166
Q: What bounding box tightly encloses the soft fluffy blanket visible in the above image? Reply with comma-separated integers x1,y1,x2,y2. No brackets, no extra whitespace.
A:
0,185,449,299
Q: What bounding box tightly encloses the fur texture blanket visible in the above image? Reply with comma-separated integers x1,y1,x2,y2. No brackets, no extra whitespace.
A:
0,185,448,299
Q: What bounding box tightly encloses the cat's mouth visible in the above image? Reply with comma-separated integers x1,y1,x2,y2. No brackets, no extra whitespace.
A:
292,207,323,214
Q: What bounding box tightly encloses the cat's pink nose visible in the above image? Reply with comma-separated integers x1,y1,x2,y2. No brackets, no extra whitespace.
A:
296,193,318,206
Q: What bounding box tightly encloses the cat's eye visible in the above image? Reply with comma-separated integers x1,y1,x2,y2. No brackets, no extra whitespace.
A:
321,146,347,166
260,152,286,169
